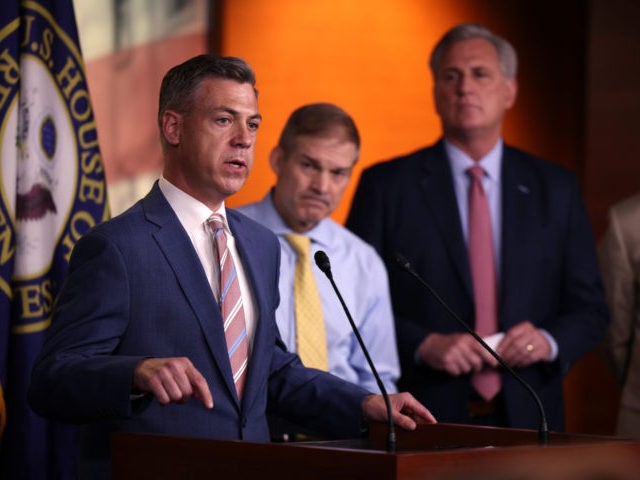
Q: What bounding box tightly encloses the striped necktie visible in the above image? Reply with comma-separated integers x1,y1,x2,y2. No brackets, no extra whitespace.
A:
285,233,329,371
467,165,501,400
208,214,248,399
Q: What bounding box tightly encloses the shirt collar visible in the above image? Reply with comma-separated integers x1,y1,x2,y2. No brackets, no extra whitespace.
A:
158,175,228,231
444,139,503,181
258,190,333,249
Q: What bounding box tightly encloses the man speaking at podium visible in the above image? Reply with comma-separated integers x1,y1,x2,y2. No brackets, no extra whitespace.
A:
347,23,608,431
27,55,435,479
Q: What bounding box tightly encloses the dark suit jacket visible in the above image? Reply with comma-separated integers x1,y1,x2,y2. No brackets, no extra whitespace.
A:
346,140,608,431
28,183,368,478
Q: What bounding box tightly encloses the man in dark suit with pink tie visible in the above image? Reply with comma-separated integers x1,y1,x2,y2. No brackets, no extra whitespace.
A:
347,23,608,431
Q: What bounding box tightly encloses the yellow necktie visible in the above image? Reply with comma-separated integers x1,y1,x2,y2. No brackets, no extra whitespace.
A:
285,233,329,371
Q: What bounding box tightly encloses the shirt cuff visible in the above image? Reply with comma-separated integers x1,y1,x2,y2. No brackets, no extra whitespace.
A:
540,329,559,361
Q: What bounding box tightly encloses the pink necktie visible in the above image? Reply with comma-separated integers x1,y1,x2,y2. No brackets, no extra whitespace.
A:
467,166,501,400
208,214,248,399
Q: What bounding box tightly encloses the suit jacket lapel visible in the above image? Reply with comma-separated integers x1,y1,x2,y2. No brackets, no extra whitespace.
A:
142,184,240,405
419,142,474,298
500,147,535,325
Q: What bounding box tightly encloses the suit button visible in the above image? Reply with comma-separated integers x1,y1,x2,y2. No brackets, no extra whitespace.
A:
241,416,247,428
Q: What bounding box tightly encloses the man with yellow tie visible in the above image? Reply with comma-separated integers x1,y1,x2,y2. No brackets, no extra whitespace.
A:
239,103,399,413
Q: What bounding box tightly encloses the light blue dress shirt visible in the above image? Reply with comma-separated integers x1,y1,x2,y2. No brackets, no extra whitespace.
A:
238,192,400,393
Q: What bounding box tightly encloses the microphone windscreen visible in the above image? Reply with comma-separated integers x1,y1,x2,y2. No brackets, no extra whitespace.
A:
394,252,411,271
314,250,331,274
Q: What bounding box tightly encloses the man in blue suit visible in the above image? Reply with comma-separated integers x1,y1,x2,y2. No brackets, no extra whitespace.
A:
346,24,608,431
28,55,435,479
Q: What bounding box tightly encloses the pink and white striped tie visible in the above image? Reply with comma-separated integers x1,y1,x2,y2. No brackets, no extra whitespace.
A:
208,214,248,399
467,165,501,401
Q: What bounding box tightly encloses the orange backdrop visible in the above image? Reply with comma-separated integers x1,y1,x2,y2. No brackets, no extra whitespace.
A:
220,0,580,223
222,0,464,219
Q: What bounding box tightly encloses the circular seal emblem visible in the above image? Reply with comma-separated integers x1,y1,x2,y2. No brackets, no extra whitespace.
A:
0,2,107,333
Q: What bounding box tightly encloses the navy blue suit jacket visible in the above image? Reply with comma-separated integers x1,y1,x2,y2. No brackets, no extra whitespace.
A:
346,141,608,431
29,183,368,477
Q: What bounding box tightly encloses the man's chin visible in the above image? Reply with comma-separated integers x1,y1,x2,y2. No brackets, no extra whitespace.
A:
221,177,248,197
298,211,326,229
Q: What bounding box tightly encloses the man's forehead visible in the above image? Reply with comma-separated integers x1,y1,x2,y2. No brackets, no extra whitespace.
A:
192,80,259,115
290,137,358,167
196,78,257,100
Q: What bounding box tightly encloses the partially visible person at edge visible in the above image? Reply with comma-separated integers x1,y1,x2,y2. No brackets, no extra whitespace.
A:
27,54,436,479
239,103,400,438
346,23,608,431
600,192,640,438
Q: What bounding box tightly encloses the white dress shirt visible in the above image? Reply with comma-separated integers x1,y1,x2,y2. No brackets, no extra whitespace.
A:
158,176,257,353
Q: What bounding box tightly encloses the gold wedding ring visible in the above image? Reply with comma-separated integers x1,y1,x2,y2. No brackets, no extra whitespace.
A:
526,343,534,352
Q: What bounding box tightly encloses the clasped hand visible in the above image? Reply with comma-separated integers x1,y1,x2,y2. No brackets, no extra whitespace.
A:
418,321,552,375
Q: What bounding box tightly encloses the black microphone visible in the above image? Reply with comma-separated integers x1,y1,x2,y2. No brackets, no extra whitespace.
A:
314,250,397,452
394,253,549,445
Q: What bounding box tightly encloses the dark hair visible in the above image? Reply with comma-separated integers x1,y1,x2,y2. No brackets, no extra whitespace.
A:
157,54,257,130
277,103,360,158
429,23,518,79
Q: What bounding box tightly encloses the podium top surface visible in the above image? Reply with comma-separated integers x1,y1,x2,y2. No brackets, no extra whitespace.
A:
111,423,640,480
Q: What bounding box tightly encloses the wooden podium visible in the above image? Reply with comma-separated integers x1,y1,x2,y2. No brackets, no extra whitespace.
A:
112,423,640,479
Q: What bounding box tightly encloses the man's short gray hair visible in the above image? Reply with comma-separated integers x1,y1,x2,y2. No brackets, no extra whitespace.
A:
429,23,518,79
